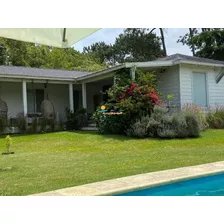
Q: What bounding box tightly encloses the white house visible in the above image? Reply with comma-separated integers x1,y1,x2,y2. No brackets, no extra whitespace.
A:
0,53,224,127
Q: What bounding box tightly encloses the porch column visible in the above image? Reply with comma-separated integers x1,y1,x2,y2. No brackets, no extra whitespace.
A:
69,83,74,112
113,76,116,85
82,82,87,109
22,80,27,116
130,66,136,80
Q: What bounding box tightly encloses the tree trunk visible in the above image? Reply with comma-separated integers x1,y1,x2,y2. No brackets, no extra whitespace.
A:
149,28,156,34
159,28,167,56
189,28,196,56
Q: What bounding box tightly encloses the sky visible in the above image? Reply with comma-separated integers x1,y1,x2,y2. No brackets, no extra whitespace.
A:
73,28,192,56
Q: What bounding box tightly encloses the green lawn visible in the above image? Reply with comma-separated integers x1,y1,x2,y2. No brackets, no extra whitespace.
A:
0,129,224,196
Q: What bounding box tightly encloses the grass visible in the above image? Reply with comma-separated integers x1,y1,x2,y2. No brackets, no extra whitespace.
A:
0,129,224,196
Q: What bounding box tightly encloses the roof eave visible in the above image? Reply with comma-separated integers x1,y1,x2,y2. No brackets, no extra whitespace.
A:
76,64,125,81
125,61,174,68
177,60,224,68
0,74,75,82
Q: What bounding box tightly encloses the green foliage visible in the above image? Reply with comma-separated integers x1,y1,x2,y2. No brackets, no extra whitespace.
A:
126,115,150,138
107,71,159,118
207,106,224,129
182,104,207,131
5,135,12,153
185,114,201,137
93,113,126,135
83,28,164,66
0,37,106,71
83,41,114,64
172,115,188,138
94,70,159,136
127,106,202,139
178,29,224,60
65,107,87,130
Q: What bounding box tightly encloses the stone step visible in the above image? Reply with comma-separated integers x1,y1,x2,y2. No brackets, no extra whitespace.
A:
80,127,98,131
88,123,96,127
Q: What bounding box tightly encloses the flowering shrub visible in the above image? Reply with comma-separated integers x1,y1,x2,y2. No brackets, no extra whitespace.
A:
182,104,207,131
112,82,159,118
93,70,159,134
207,105,224,129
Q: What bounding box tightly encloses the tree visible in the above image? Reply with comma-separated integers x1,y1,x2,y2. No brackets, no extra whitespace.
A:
178,29,224,60
149,28,167,56
189,28,196,56
0,39,6,65
83,42,114,64
83,28,164,65
113,28,163,63
0,37,106,71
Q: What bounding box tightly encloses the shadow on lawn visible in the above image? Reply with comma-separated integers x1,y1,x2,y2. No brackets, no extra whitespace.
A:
0,130,200,142
72,130,135,142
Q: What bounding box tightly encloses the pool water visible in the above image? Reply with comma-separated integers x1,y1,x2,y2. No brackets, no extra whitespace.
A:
117,173,224,196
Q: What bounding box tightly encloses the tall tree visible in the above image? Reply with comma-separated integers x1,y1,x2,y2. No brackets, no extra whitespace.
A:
83,28,164,65
149,28,167,56
159,28,167,56
178,29,224,60
189,28,196,56
83,42,114,65
114,28,163,63
0,37,106,71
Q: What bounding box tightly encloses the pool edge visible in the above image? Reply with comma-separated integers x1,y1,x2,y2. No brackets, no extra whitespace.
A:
31,161,224,196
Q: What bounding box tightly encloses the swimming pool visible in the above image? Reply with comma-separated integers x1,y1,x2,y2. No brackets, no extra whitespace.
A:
117,173,224,196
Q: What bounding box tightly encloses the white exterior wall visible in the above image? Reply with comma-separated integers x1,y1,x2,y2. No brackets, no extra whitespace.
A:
157,65,180,106
47,84,69,121
0,82,23,117
179,64,224,107
0,81,70,120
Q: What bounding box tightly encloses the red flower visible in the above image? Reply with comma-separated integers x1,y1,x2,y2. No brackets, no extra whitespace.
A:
130,83,137,89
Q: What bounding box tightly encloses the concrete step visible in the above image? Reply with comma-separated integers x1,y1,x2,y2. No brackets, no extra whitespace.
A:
80,127,98,131
88,123,96,127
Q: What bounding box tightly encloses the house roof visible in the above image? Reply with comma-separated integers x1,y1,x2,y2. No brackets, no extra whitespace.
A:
125,53,224,69
1,54,224,82
156,53,224,66
0,65,90,81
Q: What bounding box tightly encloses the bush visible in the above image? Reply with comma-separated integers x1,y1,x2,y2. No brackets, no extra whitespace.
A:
172,115,188,138
147,118,161,137
157,115,176,139
182,104,207,131
94,113,126,134
65,107,87,130
126,115,150,138
157,128,176,139
127,106,202,139
185,114,201,137
207,106,224,129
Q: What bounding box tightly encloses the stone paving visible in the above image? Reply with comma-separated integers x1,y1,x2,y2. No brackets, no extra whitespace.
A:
32,161,224,196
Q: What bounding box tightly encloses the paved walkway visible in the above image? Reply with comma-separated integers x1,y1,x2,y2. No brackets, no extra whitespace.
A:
32,161,224,196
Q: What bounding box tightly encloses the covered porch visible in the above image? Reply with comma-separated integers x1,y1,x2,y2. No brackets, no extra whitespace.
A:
0,70,115,133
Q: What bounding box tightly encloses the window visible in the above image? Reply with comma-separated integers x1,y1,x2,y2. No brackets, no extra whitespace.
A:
192,72,207,107
27,89,44,113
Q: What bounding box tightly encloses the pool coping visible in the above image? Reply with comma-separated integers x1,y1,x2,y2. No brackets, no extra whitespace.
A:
31,161,224,196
